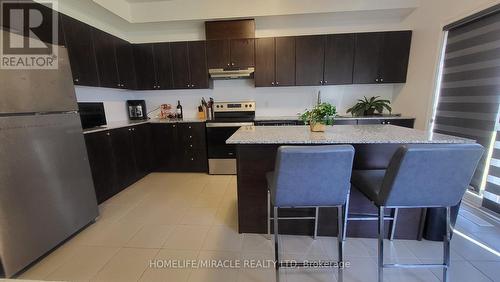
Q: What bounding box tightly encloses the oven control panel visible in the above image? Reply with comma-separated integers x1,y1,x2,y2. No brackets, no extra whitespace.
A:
213,101,255,112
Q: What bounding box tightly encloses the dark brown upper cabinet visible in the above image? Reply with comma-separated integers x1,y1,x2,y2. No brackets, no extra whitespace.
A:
60,14,99,86
23,3,64,47
92,29,119,88
188,41,210,89
171,42,191,89
378,31,412,83
132,43,174,90
255,38,275,87
230,39,255,67
255,37,295,87
324,34,355,85
206,40,230,68
132,44,157,90
115,38,137,89
275,37,295,86
353,31,412,84
205,19,255,40
295,35,325,86
206,38,254,69
153,43,174,90
171,41,209,89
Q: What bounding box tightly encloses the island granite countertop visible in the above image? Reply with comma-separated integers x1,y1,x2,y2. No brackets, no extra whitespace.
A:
226,125,474,144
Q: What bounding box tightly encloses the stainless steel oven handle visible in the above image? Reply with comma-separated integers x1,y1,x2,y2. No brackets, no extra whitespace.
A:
206,122,254,128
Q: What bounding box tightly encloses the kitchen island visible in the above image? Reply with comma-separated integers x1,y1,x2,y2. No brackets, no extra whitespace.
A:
227,125,474,239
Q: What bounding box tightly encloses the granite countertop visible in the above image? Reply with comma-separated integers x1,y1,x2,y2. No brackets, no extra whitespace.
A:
254,115,415,121
226,125,474,144
82,118,206,134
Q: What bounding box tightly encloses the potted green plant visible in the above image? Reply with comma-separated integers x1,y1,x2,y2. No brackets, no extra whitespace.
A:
346,96,392,116
299,102,337,132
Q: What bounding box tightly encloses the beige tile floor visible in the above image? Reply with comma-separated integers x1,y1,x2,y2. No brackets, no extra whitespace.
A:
16,173,499,282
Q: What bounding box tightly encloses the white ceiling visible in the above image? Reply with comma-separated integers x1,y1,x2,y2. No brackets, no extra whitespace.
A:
124,0,171,3
93,0,420,23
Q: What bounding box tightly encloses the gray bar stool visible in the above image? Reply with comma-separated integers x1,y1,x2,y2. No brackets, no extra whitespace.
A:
349,144,483,282
266,145,355,282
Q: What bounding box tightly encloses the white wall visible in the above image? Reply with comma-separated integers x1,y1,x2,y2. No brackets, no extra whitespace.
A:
75,86,134,122
75,81,397,121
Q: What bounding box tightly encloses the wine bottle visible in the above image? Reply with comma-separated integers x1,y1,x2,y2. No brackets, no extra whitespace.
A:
176,100,183,119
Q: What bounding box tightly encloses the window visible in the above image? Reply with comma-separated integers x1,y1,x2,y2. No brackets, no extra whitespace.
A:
433,6,500,213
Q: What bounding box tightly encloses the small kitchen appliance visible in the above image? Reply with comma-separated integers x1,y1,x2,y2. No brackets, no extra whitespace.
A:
127,100,147,120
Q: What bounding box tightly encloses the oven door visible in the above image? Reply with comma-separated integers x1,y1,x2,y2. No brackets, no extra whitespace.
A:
206,122,253,174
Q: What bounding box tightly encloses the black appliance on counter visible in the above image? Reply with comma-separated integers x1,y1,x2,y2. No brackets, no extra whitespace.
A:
127,100,147,120
77,102,107,129
206,101,255,175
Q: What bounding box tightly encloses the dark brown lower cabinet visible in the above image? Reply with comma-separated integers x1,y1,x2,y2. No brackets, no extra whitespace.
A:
151,123,179,171
151,123,208,172
84,124,153,204
131,124,153,178
84,130,116,204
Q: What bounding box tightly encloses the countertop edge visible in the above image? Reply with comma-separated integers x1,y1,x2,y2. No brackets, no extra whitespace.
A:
82,115,417,134
83,119,206,134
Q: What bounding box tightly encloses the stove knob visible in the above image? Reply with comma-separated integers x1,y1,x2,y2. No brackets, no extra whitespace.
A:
216,105,220,108
249,104,253,108
245,104,248,108
221,105,224,108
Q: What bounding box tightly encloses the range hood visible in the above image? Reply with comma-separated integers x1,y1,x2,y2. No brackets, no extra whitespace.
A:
205,19,255,80
209,67,255,79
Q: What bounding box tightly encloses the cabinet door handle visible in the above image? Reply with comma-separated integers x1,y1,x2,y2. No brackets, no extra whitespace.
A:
188,126,192,129
324,80,328,84
375,79,379,82
74,78,79,82
271,82,275,85
191,84,195,88
190,144,193,148
380,78,384,82
189,136,192,138
320,80,323,84
106,132,110,136
231,63,235,66
276,82,279,85
172,125,176,128
191,158,194,161
387,121,391,124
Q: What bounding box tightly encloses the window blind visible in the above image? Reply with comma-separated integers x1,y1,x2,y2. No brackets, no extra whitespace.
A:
434,10,500,213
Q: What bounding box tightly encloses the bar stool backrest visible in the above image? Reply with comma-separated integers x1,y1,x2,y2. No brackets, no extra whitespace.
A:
272,145,355,207
380,144,484,207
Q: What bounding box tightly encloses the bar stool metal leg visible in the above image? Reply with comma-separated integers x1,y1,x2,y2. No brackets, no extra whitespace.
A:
378,206,385,282
274,206,280,282
337,205,344,282
389,208,398,241
343,190,350,241
314,207,319,239
443,207,451,282
267,189,271,240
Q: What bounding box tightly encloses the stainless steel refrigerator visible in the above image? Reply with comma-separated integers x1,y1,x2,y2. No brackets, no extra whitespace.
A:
0,30,99,277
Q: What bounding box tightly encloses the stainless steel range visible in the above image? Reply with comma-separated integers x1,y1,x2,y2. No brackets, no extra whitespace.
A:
206,101,255,174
